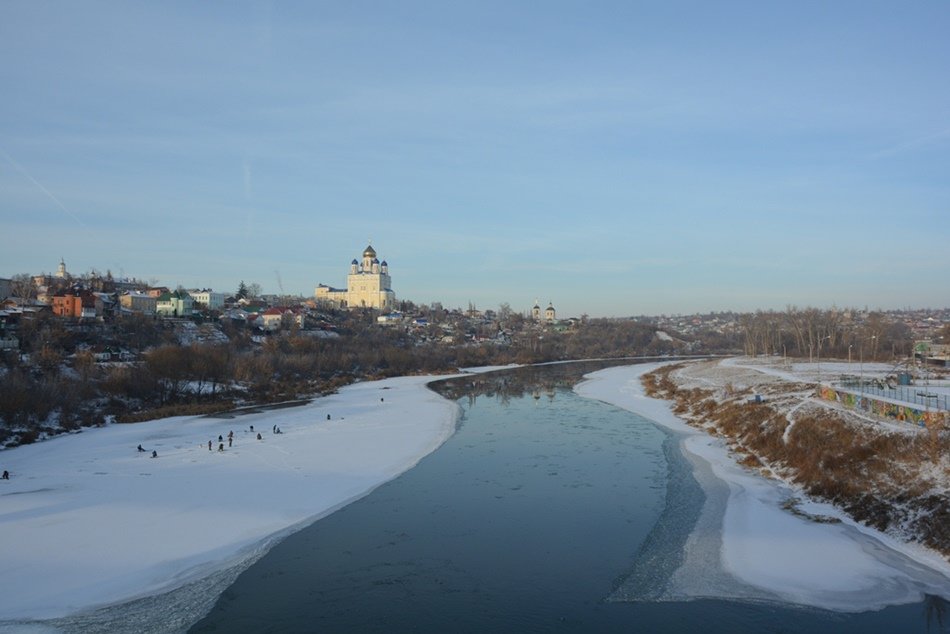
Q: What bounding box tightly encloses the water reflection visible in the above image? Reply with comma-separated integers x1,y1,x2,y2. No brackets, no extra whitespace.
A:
925,595,950,632
432,359,653,404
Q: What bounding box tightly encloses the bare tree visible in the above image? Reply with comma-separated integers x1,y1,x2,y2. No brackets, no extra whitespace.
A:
10,273,37,299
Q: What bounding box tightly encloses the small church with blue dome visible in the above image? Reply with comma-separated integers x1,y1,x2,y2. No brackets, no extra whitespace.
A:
315,244,396,311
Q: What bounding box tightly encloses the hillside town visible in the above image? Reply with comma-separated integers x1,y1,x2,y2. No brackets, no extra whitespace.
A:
1,249,948,448
3,252,948,358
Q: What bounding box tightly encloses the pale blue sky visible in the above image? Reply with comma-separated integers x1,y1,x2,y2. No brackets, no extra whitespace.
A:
2,1,948,317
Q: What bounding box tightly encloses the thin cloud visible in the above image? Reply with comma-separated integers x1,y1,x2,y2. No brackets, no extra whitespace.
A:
243,156,253,199
1,148,86,227
868,127,950,159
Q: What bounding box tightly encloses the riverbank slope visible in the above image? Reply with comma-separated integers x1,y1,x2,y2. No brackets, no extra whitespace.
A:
646,358,950,558
575,361,950,612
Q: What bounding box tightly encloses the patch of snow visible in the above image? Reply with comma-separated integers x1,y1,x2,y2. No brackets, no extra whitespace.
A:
458,364,521,374
575,363,950,612
0,375,460,622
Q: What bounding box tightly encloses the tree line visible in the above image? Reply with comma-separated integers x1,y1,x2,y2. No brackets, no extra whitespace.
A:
1,305,941,445
737,307,942,363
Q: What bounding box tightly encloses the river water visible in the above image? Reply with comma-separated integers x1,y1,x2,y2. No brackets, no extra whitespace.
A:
190,363,948,633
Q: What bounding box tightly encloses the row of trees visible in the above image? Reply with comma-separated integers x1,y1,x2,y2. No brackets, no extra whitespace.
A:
738,307,943,363
6,270,270,303
3,303,943,444
1,309,674,438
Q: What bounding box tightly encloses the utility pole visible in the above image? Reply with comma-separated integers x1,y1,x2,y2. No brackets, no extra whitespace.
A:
817,335,831,384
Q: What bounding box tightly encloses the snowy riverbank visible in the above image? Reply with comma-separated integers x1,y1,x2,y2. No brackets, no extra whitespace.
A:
575,362,950,612
0,375,459,625
5,360,950,628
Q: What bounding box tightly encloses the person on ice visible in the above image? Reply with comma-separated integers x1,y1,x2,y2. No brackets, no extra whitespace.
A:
137,444,146,452
151,451,158,458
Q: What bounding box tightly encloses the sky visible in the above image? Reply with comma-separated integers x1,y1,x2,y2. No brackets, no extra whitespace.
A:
1,1,948,318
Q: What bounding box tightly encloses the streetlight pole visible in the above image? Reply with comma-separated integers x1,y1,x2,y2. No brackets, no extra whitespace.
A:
817,335,831,384
860,335,876,394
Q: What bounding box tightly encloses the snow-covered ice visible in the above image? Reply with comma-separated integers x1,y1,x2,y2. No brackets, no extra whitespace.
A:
4,359,950,626
576,363,950,612
0,375,459,623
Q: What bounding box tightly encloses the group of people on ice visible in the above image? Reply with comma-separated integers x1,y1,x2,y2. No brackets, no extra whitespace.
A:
136,424,291,458
207,430,235,452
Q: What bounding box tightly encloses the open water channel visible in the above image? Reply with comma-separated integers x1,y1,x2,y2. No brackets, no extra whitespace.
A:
190,362,948,633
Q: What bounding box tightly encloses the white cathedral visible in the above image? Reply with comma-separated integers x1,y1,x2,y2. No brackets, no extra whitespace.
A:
315,244,396,311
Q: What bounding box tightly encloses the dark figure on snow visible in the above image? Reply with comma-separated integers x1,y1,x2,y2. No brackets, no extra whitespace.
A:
273,424,277,433
218,443,224,452
327,414,331,420
137,445,146,452
228,437,232,447
257,433,262,440
2,470,8,480
151,451,158,458
218,435,223,443
250,425,254,432
228,430,233,439
208,440,212,451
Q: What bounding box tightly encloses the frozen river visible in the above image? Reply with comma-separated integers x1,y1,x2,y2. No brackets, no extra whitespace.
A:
189,363,949,633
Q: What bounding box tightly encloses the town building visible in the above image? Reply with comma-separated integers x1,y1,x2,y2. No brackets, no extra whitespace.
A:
51,288,96,319
188,289,227,311
315,244,396,311
155,289,194,317
259,307,304,331
119,291,157,315
31,259,71,297
531,300,557,322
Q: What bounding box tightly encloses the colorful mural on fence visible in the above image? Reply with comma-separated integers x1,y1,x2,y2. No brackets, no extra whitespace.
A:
817,386,948,428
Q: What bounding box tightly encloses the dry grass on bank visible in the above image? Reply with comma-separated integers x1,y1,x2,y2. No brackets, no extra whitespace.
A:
643,361,950,558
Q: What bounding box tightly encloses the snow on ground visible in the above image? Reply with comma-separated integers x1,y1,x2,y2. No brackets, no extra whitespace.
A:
576,363,950,612
4,359,948,624
459,363,521,373
0,375,459,622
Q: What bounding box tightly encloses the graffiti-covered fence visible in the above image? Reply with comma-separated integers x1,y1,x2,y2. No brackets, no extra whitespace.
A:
817,386,949,428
